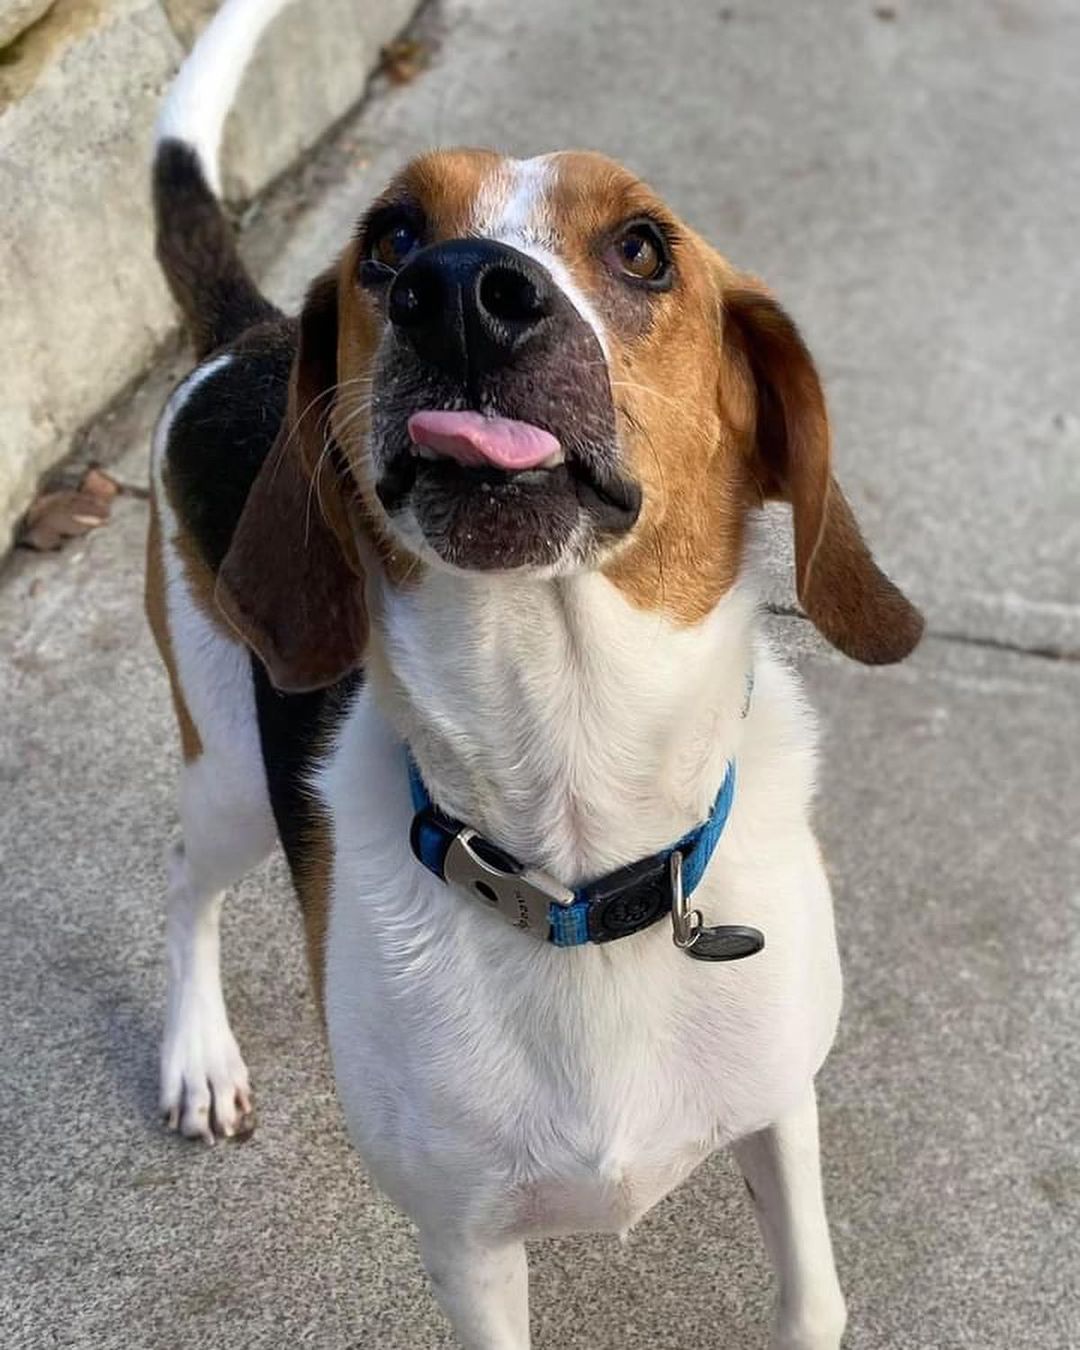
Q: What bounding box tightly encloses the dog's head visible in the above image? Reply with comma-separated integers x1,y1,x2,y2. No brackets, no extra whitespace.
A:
218,149,923,691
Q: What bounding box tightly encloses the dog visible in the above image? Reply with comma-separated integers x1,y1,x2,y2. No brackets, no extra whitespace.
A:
145,1,923,1345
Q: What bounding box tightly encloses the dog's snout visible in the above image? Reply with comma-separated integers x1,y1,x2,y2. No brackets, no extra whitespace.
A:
388,240,554,376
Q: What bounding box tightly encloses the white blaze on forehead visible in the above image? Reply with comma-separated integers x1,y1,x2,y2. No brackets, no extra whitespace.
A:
470,154,555,244
470,155,609,357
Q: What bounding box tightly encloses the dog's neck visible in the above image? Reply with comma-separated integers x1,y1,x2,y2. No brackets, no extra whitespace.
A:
368,568,756,887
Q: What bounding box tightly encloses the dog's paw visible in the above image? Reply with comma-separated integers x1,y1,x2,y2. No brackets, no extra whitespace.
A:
770,1298,847,1350
160,1000,254,1144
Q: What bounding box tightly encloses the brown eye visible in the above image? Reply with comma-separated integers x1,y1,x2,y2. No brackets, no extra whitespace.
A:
609,222,670,284
370,217,422,269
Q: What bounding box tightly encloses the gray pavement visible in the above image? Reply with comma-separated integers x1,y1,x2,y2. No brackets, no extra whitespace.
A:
2,1,1078,1347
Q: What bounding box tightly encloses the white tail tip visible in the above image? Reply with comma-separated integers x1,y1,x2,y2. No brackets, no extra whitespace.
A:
155,0,296,197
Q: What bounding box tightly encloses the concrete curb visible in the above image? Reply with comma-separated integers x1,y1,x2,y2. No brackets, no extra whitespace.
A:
0,0,417,555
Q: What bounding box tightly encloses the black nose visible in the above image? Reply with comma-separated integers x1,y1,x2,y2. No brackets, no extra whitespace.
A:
387,239,555,378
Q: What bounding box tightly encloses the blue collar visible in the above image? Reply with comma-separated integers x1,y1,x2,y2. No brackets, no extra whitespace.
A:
407,756,749,951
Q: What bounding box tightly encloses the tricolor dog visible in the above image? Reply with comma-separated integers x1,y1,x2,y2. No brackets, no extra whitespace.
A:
146,1,923,1345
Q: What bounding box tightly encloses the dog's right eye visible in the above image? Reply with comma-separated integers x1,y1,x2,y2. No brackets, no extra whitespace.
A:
369,215,423,269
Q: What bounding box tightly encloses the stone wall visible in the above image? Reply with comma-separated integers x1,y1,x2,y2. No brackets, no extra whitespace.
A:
0,0,416,554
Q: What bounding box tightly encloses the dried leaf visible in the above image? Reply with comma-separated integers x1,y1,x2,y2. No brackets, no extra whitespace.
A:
380,37,428,85
19,465,122,552
81,466,121,503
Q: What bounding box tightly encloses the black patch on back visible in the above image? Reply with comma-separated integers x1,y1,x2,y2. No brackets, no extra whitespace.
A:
252,659,362,878
165,318,298,569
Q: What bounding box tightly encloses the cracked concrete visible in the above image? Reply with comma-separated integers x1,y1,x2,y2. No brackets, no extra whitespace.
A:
1,1,1077,1347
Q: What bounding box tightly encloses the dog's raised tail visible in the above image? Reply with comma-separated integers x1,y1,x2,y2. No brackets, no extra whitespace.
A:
153,0,294,358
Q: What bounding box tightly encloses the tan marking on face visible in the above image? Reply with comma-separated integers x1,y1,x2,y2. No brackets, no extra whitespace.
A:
601,241,759,624
521,153,758,623
144,496,203,762
400,147,508,239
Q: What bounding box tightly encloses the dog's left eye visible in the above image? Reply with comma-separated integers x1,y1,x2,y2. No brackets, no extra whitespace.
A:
607,221,671,286
370,217,422,269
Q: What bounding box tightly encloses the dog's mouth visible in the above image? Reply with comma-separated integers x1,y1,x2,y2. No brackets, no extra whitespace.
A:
373,406,641,572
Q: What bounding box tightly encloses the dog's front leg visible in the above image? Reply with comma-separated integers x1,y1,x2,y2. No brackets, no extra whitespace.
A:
418,1229,530,1349
731,1084,847,1350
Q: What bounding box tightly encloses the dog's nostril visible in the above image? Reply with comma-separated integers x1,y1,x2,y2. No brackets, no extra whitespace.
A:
478,267,549,326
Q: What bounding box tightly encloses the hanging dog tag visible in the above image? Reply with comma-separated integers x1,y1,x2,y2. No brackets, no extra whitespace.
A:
684,923,764,961
669,852,765,963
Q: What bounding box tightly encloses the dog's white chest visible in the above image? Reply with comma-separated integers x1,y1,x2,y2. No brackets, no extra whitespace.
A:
504,1143,712,1239
320,681,841,1242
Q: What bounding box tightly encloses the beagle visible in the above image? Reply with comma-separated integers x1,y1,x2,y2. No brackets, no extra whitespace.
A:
145,2,923,1346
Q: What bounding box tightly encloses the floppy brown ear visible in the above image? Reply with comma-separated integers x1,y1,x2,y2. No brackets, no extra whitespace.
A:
725,286,924,664
215,269,368,692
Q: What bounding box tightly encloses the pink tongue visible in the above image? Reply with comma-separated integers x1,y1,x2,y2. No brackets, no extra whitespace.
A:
408,410,560,471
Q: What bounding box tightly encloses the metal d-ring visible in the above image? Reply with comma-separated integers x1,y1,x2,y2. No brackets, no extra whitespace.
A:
669,850,703,951
670,848,767,964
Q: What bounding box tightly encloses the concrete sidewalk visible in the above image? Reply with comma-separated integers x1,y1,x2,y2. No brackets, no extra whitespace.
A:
1,1,1077,1347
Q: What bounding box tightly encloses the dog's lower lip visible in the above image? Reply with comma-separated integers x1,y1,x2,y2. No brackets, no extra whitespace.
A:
376,445,641,532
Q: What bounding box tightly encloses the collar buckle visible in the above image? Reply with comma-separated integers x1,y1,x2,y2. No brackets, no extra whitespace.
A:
443,828,574,938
